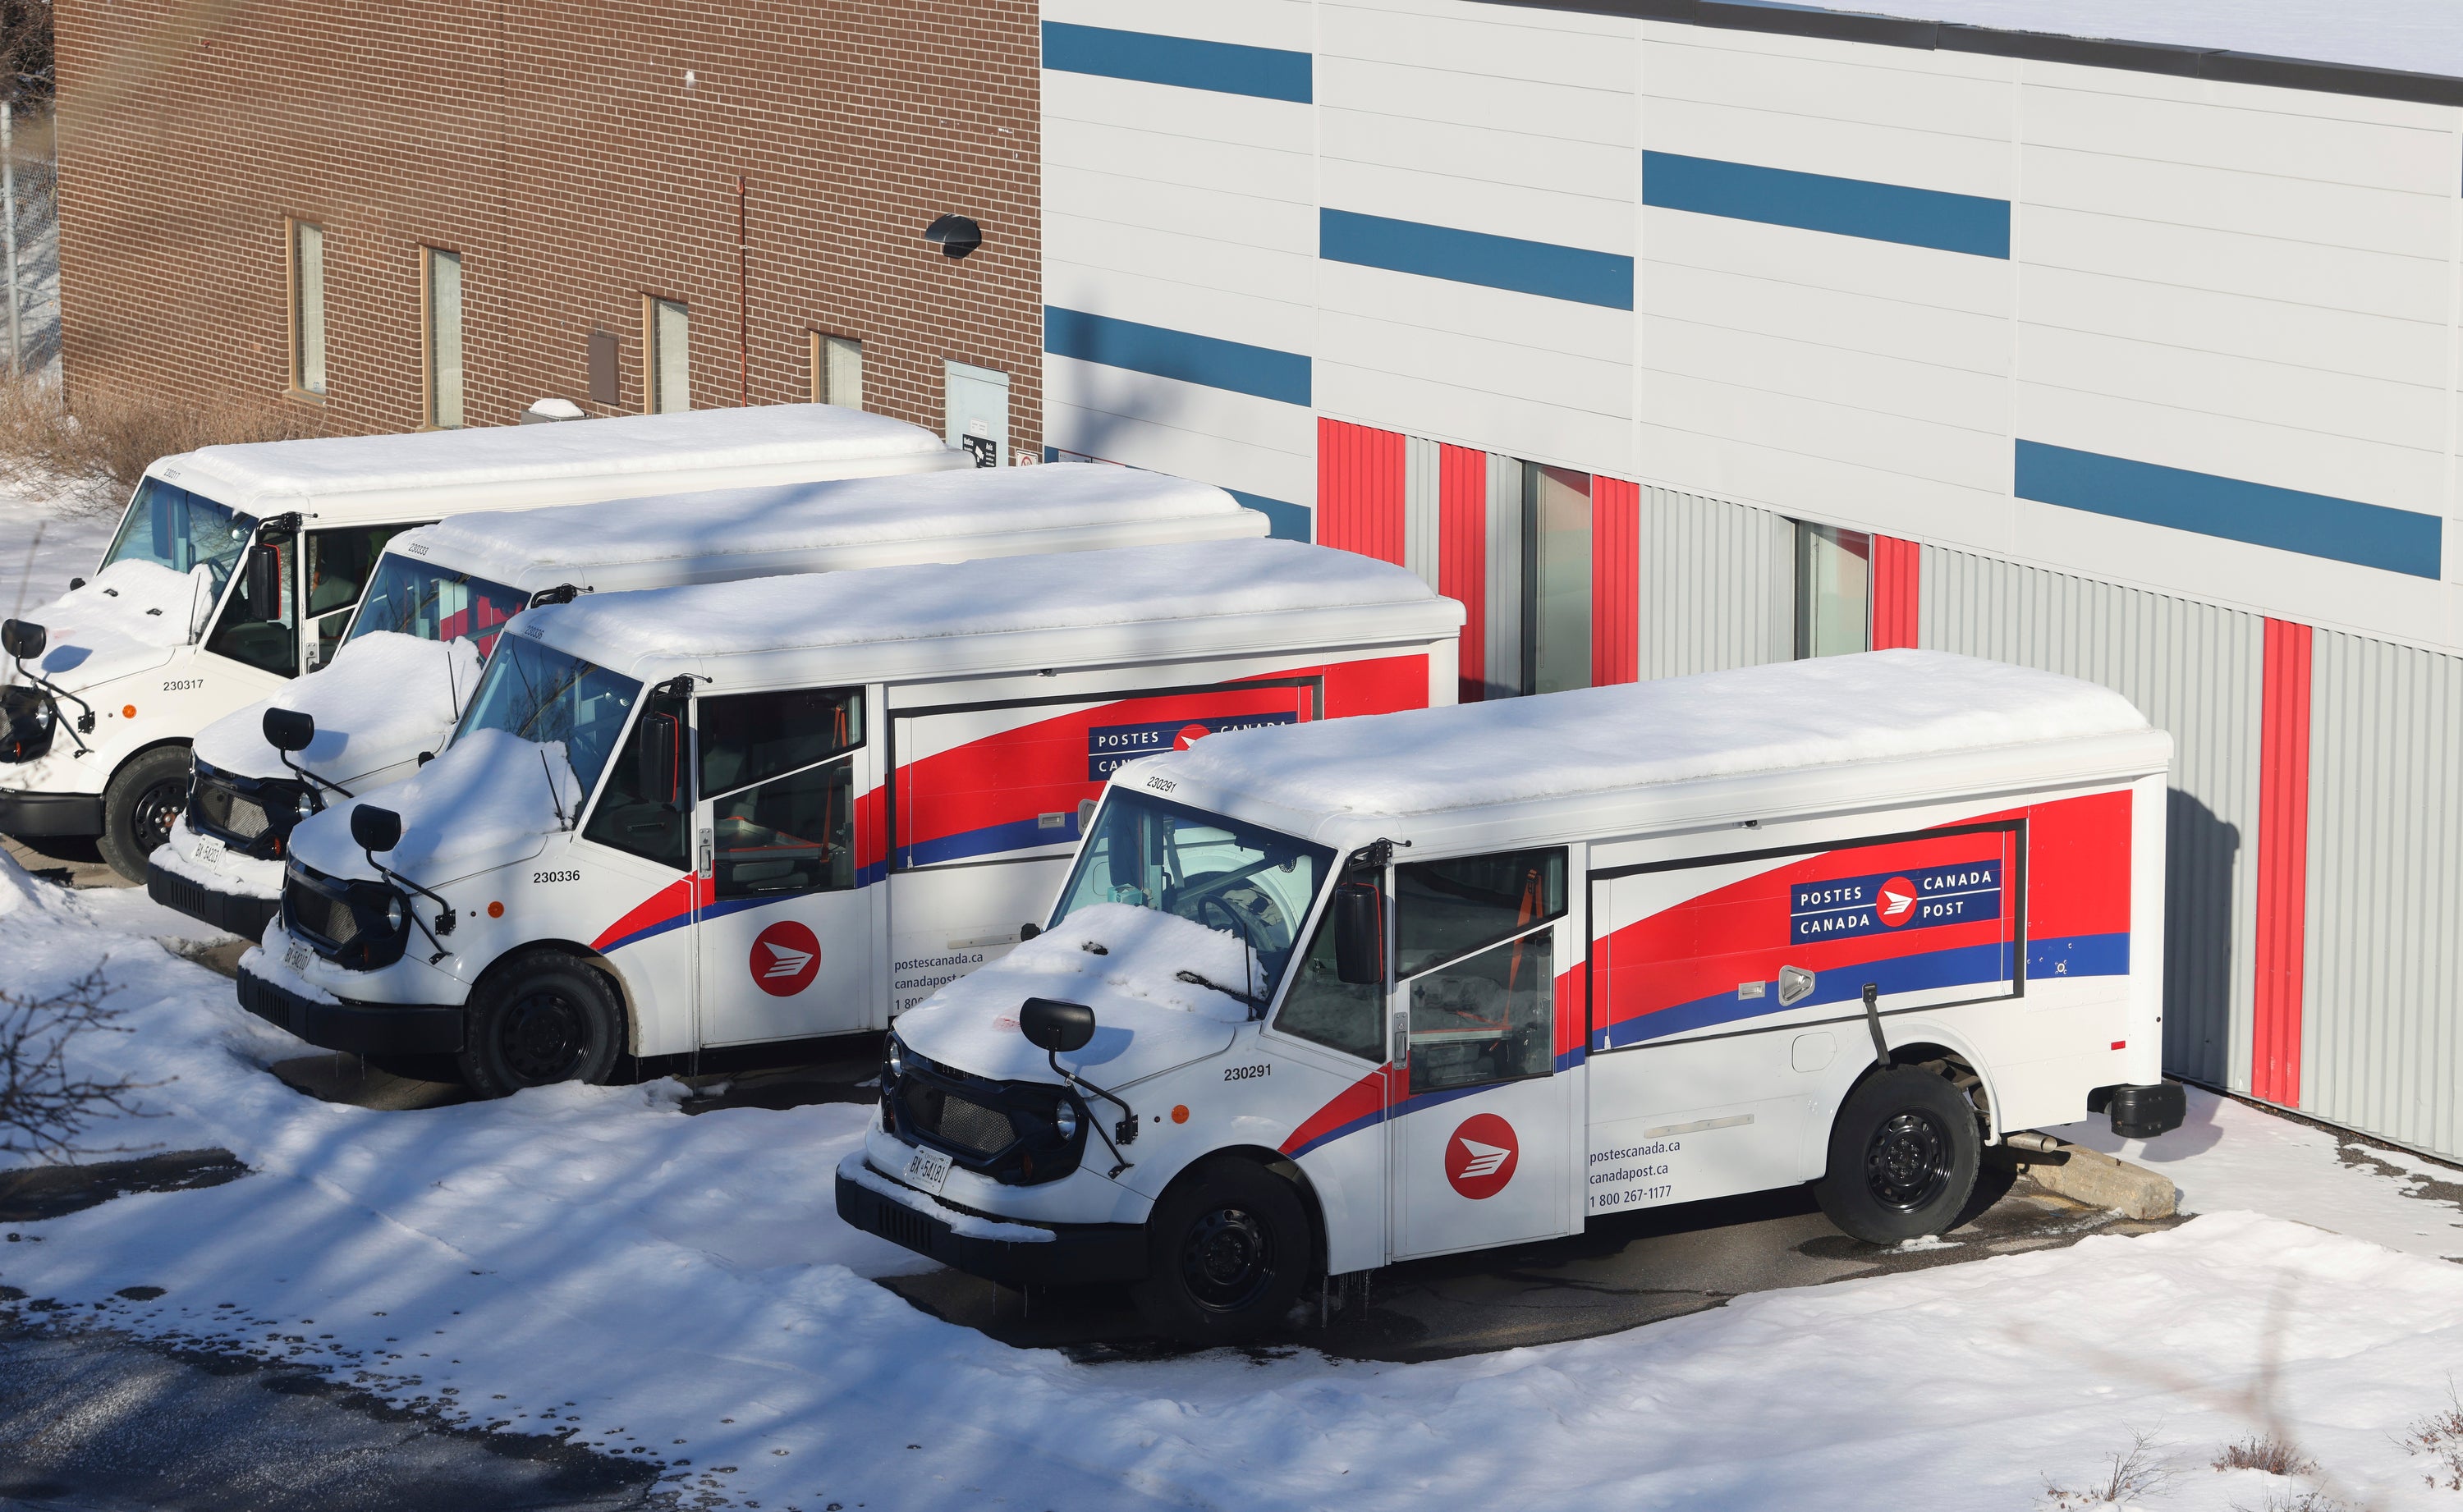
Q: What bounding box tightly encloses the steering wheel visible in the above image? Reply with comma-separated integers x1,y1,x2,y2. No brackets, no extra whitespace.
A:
1167,870,1292,955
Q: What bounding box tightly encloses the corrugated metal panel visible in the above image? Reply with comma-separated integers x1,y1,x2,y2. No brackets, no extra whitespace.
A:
1635,484,1791,681
2303,630,2463,1161
1871,535,1919,650
1403,436,1441,590
1438,444,1488,703
1317,418,1406,564
1484,451,1523,700
2254,619,2314,1107
1919,546,2263,1090
1592,478,1640,685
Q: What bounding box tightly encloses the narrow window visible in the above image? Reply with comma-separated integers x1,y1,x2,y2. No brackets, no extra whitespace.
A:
810,332,863,408
424,248,463,428
1522,462,1592,694
698,686,865,897
645,296,690,413
1794,522,1872,658
583,684,691,870
302,523,415,669
1394,847,1566,1093
289,221,326,396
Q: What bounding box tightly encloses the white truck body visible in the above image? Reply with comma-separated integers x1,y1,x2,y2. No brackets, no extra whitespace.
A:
840,652,2182,1335
151,465,1269,936
235,539,1462,1093
0,405,959,877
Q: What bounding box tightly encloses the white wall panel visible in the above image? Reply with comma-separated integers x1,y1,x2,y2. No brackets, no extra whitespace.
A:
1646,316,2013,440
1044,216,1316,309
1321,308,1628,421
1044,164,1316,257
1043,0,1312,50
1643,96,2014,199
1043,118,1311,206
1644,211,2014,317
2020,82,2454,194
1318,157,1635,251
1319,259,1628,364
1645,261,2010,377
1318,108,1634,203
2016,382,2445,518
1041,71,1315,154
1044,355,1314,505
1320,1,1632,92
1323,359,1630,478
1632,414,2016,551
1635,486,1792,681
2021,146,2451,259
1045,259,1316,355
1318,55,1633,145
1642,33,2013,140
2020,207,2447,323
1638,366,2010,493
2018,265,2447,387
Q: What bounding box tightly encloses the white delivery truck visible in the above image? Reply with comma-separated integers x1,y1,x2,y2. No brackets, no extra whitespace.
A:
838,651,2189,1342
236,538,1461,1095
0,405,960,879
151,465,1270,940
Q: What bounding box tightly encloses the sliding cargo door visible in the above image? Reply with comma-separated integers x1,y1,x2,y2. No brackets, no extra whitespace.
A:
886,678,1319,1015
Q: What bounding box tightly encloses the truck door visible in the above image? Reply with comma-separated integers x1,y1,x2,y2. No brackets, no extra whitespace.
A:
691,684,876,1046
1387,846,1584,1260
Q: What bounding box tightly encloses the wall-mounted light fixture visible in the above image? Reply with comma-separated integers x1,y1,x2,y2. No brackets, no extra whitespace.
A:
924,214,983,259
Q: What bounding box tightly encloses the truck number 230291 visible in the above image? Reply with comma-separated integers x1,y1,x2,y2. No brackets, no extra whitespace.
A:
1222,1063,1271,1082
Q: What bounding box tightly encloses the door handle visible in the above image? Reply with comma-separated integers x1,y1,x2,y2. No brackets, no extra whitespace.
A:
697,826,713,875
1390,1010,1409,1065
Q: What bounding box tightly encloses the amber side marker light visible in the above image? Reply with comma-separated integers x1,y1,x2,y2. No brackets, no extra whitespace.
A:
1171,1105,1190,1124
122,704,136,719
488,901,504,919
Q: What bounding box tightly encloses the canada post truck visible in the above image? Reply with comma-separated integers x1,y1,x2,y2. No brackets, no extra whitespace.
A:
837,651,2189,1342
1,405,960,880
235,538,1461,1095
150,464,1269,940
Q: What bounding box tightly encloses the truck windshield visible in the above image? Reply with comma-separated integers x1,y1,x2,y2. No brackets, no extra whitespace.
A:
345,552,527,656
1052,790,1333,1003
99,478,258,598
452,634,640,798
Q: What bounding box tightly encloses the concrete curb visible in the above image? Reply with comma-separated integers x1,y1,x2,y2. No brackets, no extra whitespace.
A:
2005,1132,2178,1220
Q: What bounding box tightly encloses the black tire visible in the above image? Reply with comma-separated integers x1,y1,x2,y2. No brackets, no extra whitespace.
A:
1815,1065,1982,1244
98,745,192,883
1131,1157,1312,1345
455,953,625,1097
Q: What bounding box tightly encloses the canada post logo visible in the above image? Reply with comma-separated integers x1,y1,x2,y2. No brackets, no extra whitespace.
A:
1086,712,1296,780
1791,858,2002,942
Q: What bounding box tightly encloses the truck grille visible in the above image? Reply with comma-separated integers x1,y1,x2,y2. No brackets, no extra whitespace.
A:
195,778,273,842
284,870,359,949
898,1082,1017,1156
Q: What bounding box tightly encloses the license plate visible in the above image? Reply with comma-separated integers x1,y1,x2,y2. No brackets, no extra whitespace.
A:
283,942,311,975
191,834,224,864
901,1145,952,1196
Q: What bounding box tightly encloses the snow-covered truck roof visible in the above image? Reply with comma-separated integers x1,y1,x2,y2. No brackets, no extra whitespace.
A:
519,538,1462,690
1121,651,2169,847
394,463,1268,595
1834,0,2463,85
144,405,960,523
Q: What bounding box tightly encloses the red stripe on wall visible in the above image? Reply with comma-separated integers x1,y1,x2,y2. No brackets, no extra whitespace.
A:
1315,418,1406,565
2252,616,2313,1107
1438,443,1487,702
1592,477,1640,685
1870,534,1920,650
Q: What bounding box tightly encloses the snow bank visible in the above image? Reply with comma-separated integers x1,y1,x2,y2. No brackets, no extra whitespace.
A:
288,727,581,885
897,903,1253,1084
170,404,944,506
6,845,2463,1512
1851,0,2463,83
534,538,1452,667
415,461,1258,585
1139,649,2152,819
193,631,481,783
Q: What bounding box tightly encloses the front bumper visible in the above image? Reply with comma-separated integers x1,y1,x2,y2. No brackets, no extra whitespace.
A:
149,858,282,939
0,789,103,839
236,957,465,1056
835,1153,1146,1288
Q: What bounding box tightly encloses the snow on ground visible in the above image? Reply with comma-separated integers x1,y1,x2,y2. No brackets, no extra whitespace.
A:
0,471,117,625
2052,1087,2463,1263
6,857,2463,1511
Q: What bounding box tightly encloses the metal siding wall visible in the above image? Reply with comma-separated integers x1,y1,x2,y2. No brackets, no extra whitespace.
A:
1919,545,2263,1090
1317,418,1406,563
1403,435,1442,590
1870,534,1921,650
1635,484,1791,681
2304,631,2463,1161
1438,443,1488,703
2253,620,2314,1106
1591,478,1641,685
1484,450,1523,700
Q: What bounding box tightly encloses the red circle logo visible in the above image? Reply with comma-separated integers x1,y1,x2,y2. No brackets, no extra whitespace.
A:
1172,722,1213,750
1875,876,1919,929
750,920,821,997
1443,1113,1520,1200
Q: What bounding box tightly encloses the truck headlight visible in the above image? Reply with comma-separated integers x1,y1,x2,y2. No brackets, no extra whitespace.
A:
295,789,317,822
885,1033,906,1079
384,895,406,933
1053,1098,1080,1141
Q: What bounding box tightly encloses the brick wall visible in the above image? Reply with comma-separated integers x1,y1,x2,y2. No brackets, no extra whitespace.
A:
53,0,1041,450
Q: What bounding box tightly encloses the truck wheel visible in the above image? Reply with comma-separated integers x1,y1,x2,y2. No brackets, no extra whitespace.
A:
1131,1157,1310,1345
1815,1065,1981,1244
456,954,624,1097
98,745,191,882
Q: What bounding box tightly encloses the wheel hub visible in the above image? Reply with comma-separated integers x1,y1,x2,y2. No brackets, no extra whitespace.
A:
1864,1108,1952,1212
1181,1204,1274,1313
501,988,587,1084
133,779,185,853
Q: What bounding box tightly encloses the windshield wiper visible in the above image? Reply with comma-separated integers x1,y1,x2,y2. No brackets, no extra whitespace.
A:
1175,969,1264,1011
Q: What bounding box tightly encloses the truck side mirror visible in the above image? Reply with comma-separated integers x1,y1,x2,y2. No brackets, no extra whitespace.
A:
1332,881,1385,986
1019,997,1095,1054
637,710,681,806
351,804,402,855
1,619,44,660
244,543,282,621
262,708,315,754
